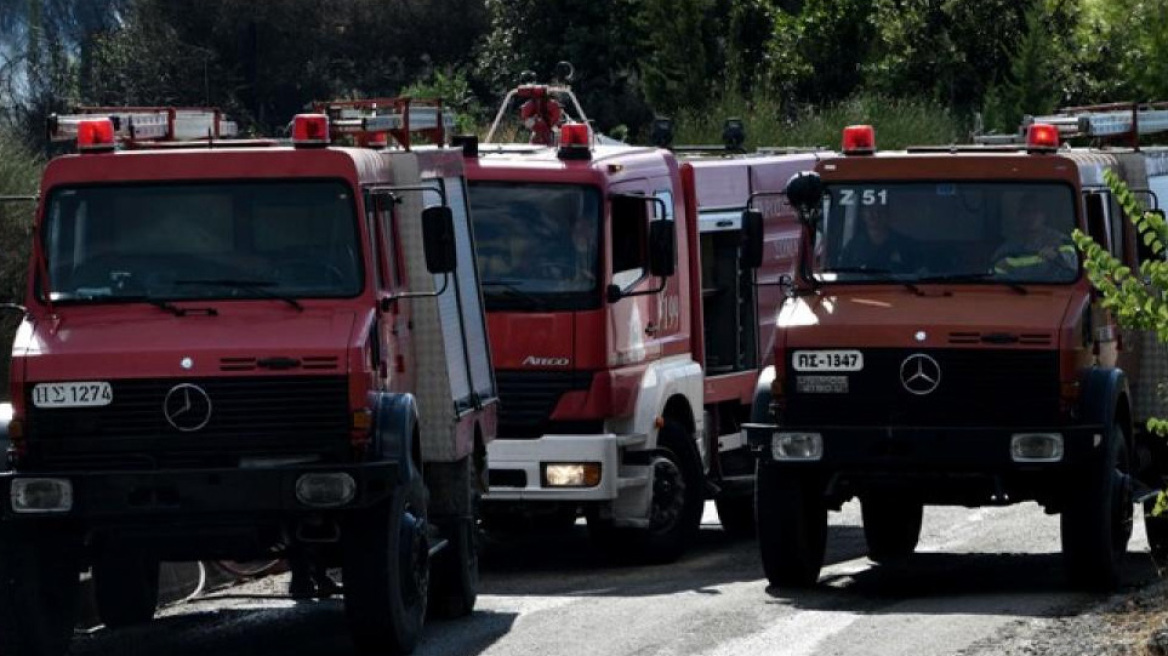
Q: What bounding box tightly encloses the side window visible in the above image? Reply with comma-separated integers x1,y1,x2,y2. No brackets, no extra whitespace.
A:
380,202,403,288
1107,194,1129,263
363,192,383,290
611,195,648,289
654,190,674,221
1084,192,1111,254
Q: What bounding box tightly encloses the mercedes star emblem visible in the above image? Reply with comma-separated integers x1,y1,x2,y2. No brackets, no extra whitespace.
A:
163,383,213,432
900,354,941,395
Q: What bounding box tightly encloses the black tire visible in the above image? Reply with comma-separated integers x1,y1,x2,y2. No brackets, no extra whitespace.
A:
588,422,704,564
861,495,923,563
428,457,481,620
715,495,756,538
1145,496,1168,558
93,551,160,628
1061,424,1134,591
756,461,826,589
0,527,80,656
343,473,430,655
638,423,705,562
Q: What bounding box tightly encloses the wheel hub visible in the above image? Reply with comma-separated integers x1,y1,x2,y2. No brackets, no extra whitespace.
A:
399,509,430,605
648,455,686,534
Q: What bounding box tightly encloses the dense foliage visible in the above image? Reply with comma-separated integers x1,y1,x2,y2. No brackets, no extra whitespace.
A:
1074,171,1168,444
2,0,1168,146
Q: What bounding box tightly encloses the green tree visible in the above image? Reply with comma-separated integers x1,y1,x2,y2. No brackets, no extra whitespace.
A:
763,0,876,104
865,0,1030,110
0,129,40,390
981,2,1072,133
475,0,651,135
637,0,713,113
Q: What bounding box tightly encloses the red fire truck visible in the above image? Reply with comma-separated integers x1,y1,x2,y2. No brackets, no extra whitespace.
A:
750,107,1168,591
0,102,495,655
462,81,826,559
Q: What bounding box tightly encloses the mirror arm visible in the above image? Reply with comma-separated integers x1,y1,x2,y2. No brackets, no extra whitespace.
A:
379,273,451,311
607,277,667,303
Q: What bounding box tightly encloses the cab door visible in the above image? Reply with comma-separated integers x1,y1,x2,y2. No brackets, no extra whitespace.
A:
367,191,412,392
607,183,663,367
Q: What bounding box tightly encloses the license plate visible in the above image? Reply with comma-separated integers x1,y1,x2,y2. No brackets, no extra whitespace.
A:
792,350,863,372
796,375,849,394
32,382,113,408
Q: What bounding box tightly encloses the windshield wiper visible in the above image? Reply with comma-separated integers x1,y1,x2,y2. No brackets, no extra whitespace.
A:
56,294,217,317
820,267,923,296
482,280,544,308
174,279,305,311
918,272,1027,295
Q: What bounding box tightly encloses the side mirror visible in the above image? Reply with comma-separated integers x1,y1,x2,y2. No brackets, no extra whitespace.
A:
784,171,825,224
648,219,676,278
422,206,457,274
741,209,764,269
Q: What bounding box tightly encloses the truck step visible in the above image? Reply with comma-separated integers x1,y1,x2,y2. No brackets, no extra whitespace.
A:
618,433,648,448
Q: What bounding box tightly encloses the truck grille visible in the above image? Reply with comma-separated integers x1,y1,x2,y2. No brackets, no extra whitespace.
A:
26,375,350,470
495,370,597,439
782,349,1059,427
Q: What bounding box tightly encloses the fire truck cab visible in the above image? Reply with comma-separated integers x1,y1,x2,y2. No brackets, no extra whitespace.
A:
0,103,495,656
750,108,1168,592
463,80,825,559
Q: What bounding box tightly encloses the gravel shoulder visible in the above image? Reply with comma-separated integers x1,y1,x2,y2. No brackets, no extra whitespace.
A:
962,557,1168,656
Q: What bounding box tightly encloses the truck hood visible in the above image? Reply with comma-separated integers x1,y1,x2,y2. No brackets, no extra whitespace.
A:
779,287,1077,349
16,307,357,381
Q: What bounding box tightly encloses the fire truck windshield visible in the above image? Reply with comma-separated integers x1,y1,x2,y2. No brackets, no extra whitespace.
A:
468,181,601,311
42,180,362,303
812,182,1079,285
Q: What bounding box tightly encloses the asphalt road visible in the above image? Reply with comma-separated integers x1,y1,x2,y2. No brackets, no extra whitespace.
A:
71,501,1158,656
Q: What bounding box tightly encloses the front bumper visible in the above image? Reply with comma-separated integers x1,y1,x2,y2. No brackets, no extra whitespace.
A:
0,461,400,521
747,423,1105,504
484,433,648,502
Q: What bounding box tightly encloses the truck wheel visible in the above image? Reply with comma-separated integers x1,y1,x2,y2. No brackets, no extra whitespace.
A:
1061,424,1133,591
429,457,480,619
639,422,704,563
714,495,755,538
343,473,430,655
0,527,79,656
861,495,923,563
93,551,160,628
756,462,826,589
1144,497,1168,558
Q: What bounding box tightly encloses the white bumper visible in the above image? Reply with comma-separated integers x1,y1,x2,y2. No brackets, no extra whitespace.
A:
484,433,648,502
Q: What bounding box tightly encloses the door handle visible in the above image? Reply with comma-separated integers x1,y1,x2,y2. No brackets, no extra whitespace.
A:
645,322,658,336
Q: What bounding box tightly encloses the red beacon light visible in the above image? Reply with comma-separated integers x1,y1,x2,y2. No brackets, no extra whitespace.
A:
292,113,330,147
357,132,389,149
841,124,876,155
557,122,592,160
1026,122,1060,152
76,118,116,153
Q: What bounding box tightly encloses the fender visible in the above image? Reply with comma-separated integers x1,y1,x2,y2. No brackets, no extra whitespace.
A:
750,366,776,424
608,355,703,452
745,366,776,453
0,403,10,470
1079,367,1130,435
368,391,421,488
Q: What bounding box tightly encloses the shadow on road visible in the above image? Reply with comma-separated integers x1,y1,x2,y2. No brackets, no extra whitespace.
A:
70,600,518,656
480,521,869,598
766,549,1162,617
